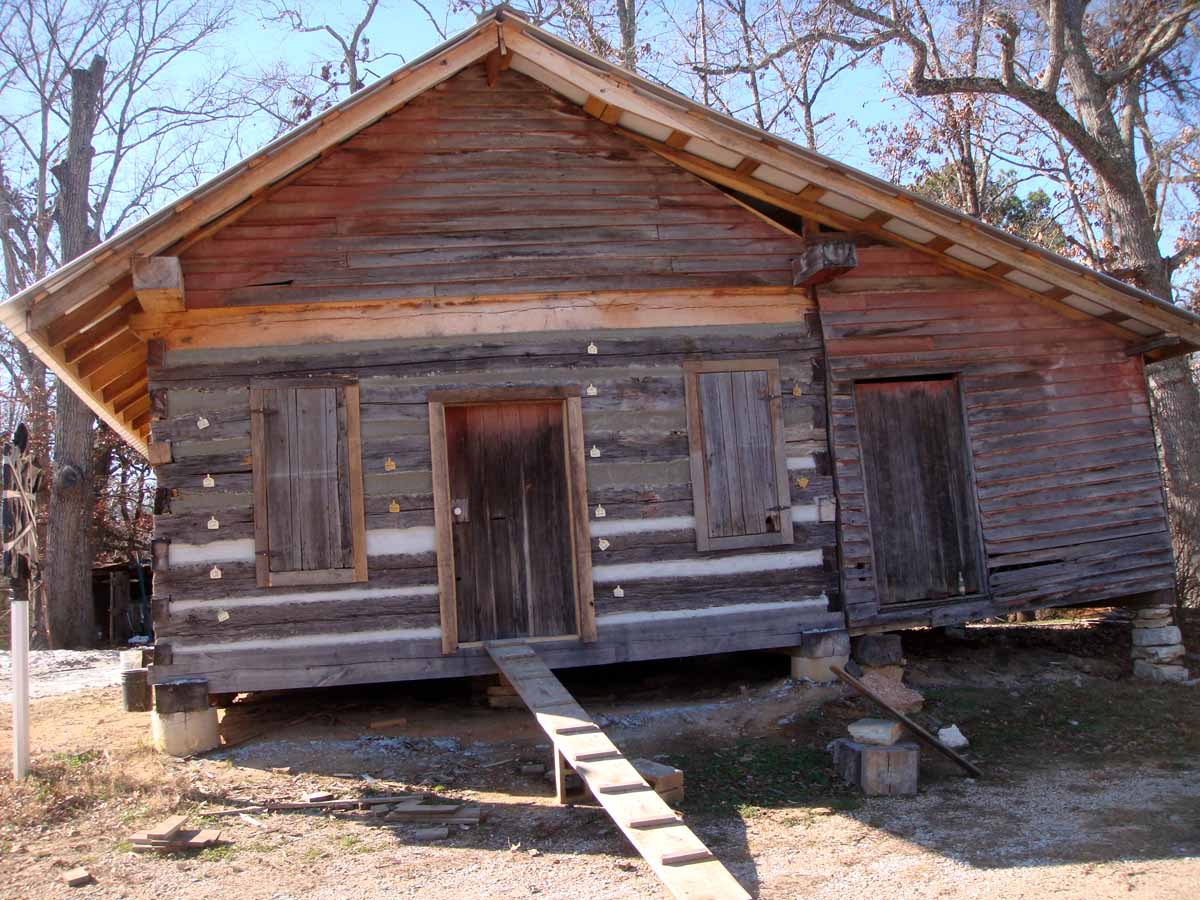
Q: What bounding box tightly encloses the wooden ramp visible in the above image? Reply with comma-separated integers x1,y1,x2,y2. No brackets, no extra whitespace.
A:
485,642,750,900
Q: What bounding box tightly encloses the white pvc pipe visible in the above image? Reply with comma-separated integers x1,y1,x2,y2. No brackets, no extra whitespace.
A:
11,597,29,780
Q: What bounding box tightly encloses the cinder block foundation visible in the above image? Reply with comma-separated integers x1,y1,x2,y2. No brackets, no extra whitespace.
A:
786,629,850,683
151,677,219,756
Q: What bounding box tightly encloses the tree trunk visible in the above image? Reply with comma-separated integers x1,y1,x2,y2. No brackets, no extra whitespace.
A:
1149,357,1200,606
44,56,105,649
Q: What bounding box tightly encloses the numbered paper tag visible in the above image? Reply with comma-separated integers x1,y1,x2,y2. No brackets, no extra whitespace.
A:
384,456,396,472
597,538,610,551
196,416,210,430
589,445,601,458
613,585,625,598
209,565,222,580
791,385,803,398
795,476,810,489
594,504,606,518
389,499,401,513
585,384,598,397
216,609,230,623
586,342,598,355
207,516,220,530
202,474,215,489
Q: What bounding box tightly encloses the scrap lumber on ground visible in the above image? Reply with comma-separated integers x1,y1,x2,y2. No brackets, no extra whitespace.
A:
831,664,983,777
130,817,224,854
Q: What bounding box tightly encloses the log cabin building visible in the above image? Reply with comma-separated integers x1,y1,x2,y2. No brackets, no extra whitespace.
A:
4,8,1198,697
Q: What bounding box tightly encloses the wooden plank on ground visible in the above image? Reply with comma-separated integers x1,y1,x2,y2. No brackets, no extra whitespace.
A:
145,815,187,842
485,641,749,900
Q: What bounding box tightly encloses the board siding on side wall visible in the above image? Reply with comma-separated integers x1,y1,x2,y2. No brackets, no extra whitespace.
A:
817,245,1176,632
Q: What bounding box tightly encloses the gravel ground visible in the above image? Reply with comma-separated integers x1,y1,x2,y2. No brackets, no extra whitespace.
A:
0,649,122,699
1,624,1197,899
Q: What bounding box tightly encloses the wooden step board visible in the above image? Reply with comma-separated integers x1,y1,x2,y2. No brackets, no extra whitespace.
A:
485,642,750,900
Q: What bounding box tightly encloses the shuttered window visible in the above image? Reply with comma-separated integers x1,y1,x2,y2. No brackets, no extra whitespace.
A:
249,382,367,587
684,360,793,551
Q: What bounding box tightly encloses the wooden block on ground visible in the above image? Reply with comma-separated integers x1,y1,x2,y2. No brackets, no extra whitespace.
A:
487,694,526,709
847,718,905,746
414,826,449,840
831,739,919,796
632,758,684,793
185,829,222,849
304,792,335,803
145,815,187,842
63,867,93,887
656,786,685,806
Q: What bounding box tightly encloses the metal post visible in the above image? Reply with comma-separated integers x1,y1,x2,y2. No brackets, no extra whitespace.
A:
10,580,29,780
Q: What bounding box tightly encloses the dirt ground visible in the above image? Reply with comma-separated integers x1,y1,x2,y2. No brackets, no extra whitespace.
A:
1,616,1198,899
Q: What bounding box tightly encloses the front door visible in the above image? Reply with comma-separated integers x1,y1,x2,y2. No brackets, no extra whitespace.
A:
444,401,578,642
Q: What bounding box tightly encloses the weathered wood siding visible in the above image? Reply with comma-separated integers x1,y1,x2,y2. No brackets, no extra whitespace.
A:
148,322,841,691
179,64,802,309
819,246,1175,631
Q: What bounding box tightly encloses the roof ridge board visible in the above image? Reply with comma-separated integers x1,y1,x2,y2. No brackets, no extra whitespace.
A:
509,21,1200,338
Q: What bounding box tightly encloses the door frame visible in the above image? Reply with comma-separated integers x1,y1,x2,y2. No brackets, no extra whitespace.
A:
427,386,596,654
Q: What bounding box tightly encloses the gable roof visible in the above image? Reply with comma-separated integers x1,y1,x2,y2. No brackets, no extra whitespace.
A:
3,4,1197,455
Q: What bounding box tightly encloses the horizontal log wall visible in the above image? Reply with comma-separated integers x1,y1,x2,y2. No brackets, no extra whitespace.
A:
819,246,1176,631
148,320,842,691
180,64,805,309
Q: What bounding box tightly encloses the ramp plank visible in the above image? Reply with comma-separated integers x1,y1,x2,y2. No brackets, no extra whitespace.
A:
485,641,749,900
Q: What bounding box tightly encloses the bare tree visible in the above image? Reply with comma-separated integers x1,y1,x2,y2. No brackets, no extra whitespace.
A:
676,0,866,149
696,0,1200,603
1,0,263,645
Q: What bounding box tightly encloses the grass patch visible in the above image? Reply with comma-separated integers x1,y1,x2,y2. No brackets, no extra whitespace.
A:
662,739,858,817
198,844,235,862
923,680,1200,768
0,745,186,830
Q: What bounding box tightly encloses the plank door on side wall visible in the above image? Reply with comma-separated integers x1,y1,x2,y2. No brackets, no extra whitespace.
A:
444,401,578,643
855,377,985,607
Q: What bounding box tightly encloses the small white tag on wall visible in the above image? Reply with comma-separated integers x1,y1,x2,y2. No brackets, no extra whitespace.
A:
216,609,230,623
209,566,222,580
613,586,624,598
595,504,606,518
207,516,220,530
202,474,215,488
586,342,598,355
585,384,598,396
196,416,210,430
590,445,601,458
597,538,610,551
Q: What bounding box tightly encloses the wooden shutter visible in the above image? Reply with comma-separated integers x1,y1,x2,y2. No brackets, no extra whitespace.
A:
684,360,793,551
855,377,984,607
250,382,367,587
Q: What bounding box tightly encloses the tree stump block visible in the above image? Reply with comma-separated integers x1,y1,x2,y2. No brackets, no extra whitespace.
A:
830,738,919,796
